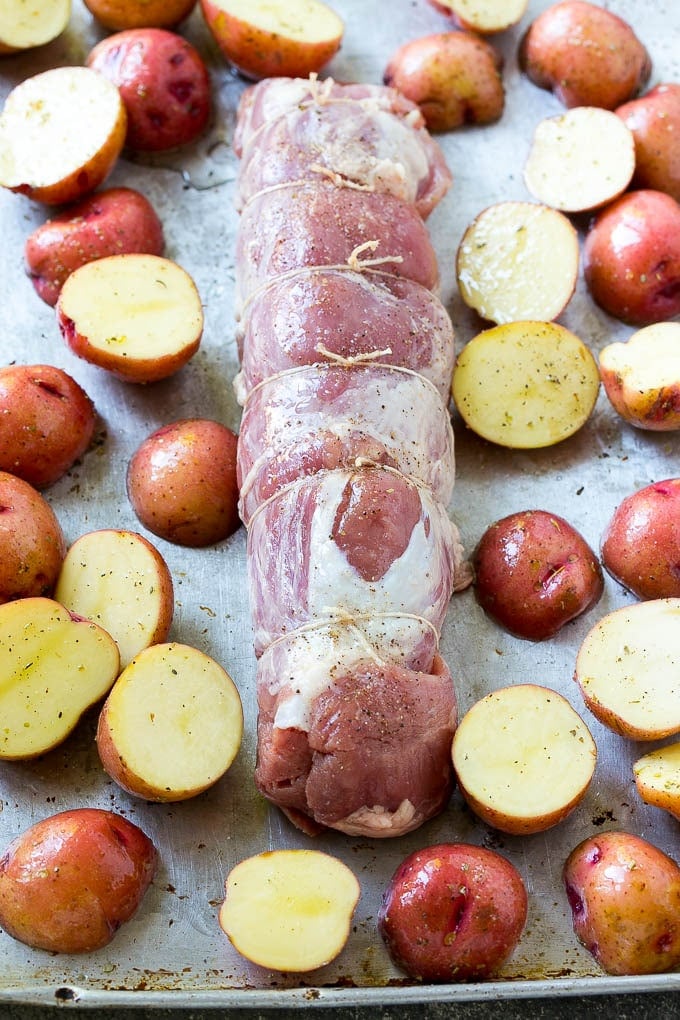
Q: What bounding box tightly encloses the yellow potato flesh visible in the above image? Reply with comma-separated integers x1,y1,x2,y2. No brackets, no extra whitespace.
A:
443,0,527,32
0,0,71,50
220,850,360,971
452,320,600,448
634,743,680,818
216,0,343,43
600,322,680,390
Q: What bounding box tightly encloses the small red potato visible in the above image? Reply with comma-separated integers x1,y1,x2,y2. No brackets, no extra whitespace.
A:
599,322,680,431
87,29,211,152
0,472,66,604
0,0,71,53
473,509,603,640
0,364,96,488
0,808,157,953
383,31,504,134
519,1,651,110
378,843,527,982
127,419,240,547
199,0,344,81
564,831,680,975
83,0,196,30
583,190,680,326
617,84,680,201
600,478,680,599
428,0,528,35
0,66,126,205
633,743,680,822
25,187,164,307
57,253,203,384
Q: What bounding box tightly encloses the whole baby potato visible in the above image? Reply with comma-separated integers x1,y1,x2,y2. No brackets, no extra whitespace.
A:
379,843,527,982
473,509,603,640
617,84,680,202
0,364,96,488
564,831,680,975
0,808,158,953
127,419,240,547
383,31,504,133
25,187,164,307
83,0,196,30
601,478,680,599
583,190,680,326
87,29,211,151
518,0,651,110
0,472,66,604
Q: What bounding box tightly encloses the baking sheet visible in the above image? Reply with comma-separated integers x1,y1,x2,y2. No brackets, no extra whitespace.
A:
0,0,679,1007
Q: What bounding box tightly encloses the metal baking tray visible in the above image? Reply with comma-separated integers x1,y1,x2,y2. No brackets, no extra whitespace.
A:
0,0,678,1007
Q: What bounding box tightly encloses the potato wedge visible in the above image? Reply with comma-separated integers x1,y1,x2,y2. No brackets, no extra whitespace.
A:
97,642,243,801
429,0,528,35
55,529,174,669
575,599,680,740
0,0,71,53
524,107,635,213
0,66,126,205
219,850,360,971
0,597,119,759
451,684,596,835
633,743,680,821
451,320,600,448
57,253,203,383
599,322,680,430
456,201,579,324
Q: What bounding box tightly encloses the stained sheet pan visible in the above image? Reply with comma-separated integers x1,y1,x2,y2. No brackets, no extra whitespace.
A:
0,0,679,1008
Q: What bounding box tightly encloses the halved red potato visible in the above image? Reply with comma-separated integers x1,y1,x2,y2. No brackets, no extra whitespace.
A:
0,0,71,53
451,684,597,835
451,321,600,448
83,0,196,30
0,472,66,604
575,599,680,740
429,0,528,34
599,323,680,431
456,201,579,324
56,253,203,383
524,107,635,213
601,479,680,600
97,642,243,801
0,67,126,205
199,0,344,80
616,84,680,202
55,529,174,669
219,850,360,971
633,743,680,821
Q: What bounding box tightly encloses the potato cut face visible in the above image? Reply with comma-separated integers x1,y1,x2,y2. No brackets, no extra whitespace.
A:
100,642,243,798
0,67,123,191
0,597,119,759
0,0,71,50
456,201,579,324
634,743,680,818
213,0,343,41
576,599,680,740
452,684,596,833
524,108,635,212
600,322,680,391
55,530,174,669
219,850,360,971
439,0,528,32
452,320,600,448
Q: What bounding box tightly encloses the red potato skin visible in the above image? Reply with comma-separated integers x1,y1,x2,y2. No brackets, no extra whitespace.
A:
0,809,158,953
583,190,680,326
379,843,528,982
25,187,164,307
83,0,197,30
0,472,66,604
473,510,604,641
564,831,680,975
127,418,240,547
518,0,651,110
0,364,96,488
87,29,211,151
616,84,680,202
601,479,680,599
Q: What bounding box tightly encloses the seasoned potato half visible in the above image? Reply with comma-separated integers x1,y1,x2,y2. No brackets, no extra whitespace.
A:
456,201,579,324
599,322,680,430
451,320,600,448
83,0,196,30
0,0,71,53
452,684,596,835
219,850,360,971
0,67,126,205
97,642,243,801
57,253,203,383
524,107,635,213
430,0,528,34
200,0,344,80
55,529,174,669
633,743,680,821
575,599,680,740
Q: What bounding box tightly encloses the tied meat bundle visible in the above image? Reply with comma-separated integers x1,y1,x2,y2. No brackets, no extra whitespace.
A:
233,76,470,838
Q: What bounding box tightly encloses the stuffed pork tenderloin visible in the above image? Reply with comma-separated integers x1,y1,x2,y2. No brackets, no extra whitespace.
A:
232,77,470,838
